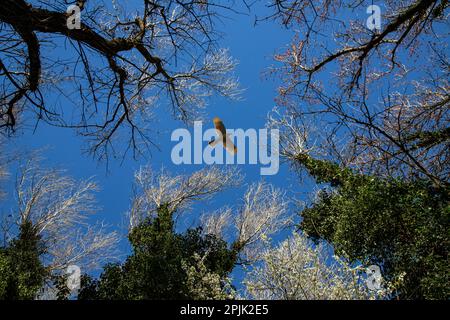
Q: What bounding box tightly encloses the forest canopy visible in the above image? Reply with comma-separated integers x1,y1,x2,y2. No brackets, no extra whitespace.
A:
0,0,448,302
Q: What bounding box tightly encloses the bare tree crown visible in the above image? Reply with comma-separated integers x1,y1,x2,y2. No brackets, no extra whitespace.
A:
0,0,240,159
269,0,449,186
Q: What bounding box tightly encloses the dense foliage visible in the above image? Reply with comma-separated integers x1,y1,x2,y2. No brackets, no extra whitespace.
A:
0,221,47,300
296,154,450,299
78,205,237,300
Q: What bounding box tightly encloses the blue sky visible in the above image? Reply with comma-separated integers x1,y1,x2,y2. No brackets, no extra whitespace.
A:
3,2,316,282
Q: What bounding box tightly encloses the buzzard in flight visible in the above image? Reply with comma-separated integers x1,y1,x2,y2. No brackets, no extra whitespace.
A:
208,117,237,155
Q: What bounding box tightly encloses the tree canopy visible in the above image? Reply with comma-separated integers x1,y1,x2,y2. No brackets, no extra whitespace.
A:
295,154,449,299
0,221,47,300
78,205,237,300
0,0,448,302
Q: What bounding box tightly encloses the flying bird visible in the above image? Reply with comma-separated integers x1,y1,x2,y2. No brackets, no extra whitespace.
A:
208,117,237,155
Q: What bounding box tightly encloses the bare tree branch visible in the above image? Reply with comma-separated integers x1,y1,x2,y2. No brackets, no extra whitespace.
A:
0,0,241,159
129,165,241,228
244,232,391,300
9,157,119,272
269,0,449,186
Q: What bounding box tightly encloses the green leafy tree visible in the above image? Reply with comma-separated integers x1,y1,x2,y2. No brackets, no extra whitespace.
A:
295,154,449,299
77,167,291,300
0,221,47,300
0,156,118,300
78,205,237,300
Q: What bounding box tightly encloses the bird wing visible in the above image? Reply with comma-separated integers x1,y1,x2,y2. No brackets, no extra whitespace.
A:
211,117,236,154
224,134,237,155
214,119,227,136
